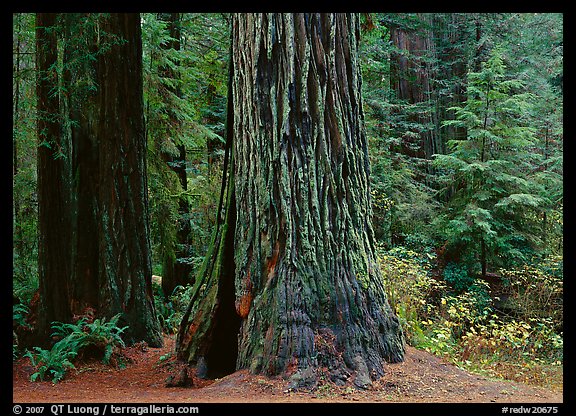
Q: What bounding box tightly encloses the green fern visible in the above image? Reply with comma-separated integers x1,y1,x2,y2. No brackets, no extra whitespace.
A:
13,303,30,328
27,313,128,382
25,344,78,383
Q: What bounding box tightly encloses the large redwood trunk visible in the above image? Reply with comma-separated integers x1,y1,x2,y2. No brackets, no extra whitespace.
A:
32,13,162,348
63,13,101,315
177,13,404,388
36,13,72,343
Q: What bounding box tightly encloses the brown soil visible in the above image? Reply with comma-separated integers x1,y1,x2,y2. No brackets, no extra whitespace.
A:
12,335,562,404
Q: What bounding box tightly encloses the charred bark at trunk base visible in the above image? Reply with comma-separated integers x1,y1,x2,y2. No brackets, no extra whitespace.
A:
177,13,404,389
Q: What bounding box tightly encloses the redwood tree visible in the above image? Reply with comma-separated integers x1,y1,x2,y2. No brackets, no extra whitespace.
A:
388,14,440,160
91,13,162,347
34,13,162,347
64,13,100,316
177,13,404,388
36,13,72,343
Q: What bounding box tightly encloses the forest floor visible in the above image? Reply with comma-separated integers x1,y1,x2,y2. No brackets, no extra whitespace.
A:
13,335,562,404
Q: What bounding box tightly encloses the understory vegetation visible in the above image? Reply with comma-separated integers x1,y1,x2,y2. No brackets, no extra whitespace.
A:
23,314,128,383
378,246,563,389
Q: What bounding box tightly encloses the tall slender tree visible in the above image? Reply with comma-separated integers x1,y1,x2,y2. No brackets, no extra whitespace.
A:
91,13,162,346
433,49,543,276
177,13,404,388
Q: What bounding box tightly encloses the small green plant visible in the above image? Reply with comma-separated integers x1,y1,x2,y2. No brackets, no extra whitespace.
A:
13,303,31,328
13,303,31,360
154,284,194,334
25,343,78,383
51,314,127,364
443,262,474,292
26,313,128,383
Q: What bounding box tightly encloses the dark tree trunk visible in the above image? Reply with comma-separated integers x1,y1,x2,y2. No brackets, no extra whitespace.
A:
177,13,404,388
36,13,72,342
63,14,101,316
13,14,22,255
93,13,162,347
13,14,21,178
32,13,162,348
157,13,194,300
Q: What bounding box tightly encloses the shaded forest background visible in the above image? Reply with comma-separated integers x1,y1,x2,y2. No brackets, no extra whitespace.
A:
13,13,562,388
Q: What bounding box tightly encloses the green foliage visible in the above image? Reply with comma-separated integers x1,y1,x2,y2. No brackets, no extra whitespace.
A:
51,314,127,364
379,243,562,388
13,303,31,329
25,343,78,383
142,13,229,279
442,262,474,292
498,256,563,328
362,17,442,247
154,283,194,334
432,48,548,272
13,303,31,360
378,245,443,345
13,14,40,305
25,314,128,383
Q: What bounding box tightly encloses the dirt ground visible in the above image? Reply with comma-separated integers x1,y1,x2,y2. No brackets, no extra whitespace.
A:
12,335,562,404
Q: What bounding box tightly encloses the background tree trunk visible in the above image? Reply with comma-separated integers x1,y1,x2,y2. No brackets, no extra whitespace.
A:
63,13,101,316
388,14,439,161
157,12,194,300
36,12,72,343
93,13,162,347
433,13,468,144
33,13,163,347
177,13,404,388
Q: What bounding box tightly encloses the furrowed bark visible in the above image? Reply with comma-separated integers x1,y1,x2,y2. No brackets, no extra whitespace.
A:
63,13,101,315
33,13,163,348
177,13,404,388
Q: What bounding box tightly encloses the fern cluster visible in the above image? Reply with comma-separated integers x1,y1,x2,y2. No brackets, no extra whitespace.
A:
25,314,127,383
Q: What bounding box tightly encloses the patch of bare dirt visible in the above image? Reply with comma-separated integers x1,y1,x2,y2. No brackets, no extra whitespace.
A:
12,335,562,403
